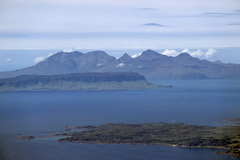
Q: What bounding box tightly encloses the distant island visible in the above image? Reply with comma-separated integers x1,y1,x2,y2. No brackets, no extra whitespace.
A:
55,122,240,157
0,50,240,80
0,72,166,91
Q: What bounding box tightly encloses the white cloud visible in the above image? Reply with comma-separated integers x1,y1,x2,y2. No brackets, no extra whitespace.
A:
190,50,204,57
116,63,125,67
160,48,217,60
33,52,57,63
63,47,75,53
181,49,189,53
47,53,55,58
131,52,142,58
129,48,217,61
161,49,178,56
188,48,216,59
6,58,13,62
34,56,45,63
205,48,216,59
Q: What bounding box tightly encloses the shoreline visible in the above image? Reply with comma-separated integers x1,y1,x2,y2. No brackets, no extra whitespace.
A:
15,122,240,157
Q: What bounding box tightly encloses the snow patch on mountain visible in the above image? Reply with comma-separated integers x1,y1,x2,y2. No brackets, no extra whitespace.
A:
116,63,125,67
131,52,142,58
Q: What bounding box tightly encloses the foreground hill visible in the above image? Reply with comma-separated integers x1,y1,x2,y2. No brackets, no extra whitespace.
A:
54,122,239,157
0,72,160,91
0,50,240,79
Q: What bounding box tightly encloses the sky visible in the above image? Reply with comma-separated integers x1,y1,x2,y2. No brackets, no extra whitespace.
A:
0,0,240,71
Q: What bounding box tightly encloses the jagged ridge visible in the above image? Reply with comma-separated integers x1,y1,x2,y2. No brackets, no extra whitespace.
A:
0,50,240,79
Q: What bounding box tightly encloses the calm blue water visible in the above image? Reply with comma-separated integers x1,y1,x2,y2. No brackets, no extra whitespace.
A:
0,80,240,160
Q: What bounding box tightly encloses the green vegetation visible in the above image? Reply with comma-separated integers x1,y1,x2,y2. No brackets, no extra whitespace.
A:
57,123,240,157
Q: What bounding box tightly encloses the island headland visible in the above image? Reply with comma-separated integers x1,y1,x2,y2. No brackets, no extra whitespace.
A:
0,72,166,91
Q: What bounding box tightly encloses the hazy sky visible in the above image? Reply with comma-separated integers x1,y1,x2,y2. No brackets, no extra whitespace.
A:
0,0,240,71
0,0,240,49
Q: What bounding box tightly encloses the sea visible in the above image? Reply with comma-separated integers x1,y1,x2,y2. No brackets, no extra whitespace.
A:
0,79,240,160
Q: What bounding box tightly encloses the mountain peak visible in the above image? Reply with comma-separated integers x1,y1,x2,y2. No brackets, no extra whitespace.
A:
85,50,116,59
122,53,131,57
176,52,192,58
137,49,162,59
66,51,83,55
135,49,168,61
86,50,110,56
142,49,159,55
0,49,240,80
47,51,83,60
119,53,132,63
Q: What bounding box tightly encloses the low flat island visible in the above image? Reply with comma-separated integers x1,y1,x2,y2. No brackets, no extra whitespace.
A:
55,123,240,157
0,72,168,91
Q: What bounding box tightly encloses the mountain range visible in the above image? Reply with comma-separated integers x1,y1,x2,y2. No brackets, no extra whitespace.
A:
0,49,240,80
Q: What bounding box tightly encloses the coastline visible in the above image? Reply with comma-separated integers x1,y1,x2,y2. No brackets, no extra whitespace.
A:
16,122,239,157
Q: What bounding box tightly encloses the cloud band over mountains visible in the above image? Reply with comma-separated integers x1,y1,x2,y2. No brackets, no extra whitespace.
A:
161,49,216,60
